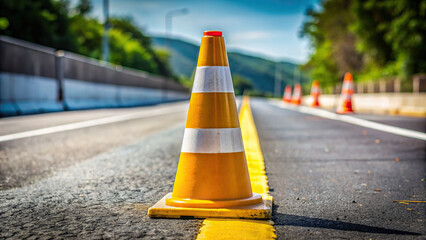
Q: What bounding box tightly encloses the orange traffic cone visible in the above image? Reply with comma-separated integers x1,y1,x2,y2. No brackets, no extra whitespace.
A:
148,31,270,219
292,83,302,105
336,72,354,114
282,85,292,103
310,80,320,107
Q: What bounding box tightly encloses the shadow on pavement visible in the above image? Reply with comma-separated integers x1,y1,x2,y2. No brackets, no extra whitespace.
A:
273,206,421,235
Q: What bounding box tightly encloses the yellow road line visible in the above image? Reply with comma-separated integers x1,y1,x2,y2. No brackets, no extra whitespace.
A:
196,96,276,240
239,96,272,200
197,219,276,240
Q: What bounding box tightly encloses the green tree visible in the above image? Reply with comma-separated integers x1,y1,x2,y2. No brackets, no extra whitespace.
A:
69,15,160,74
68,6,171,75
154,48,174,79
109,17,174,77
109,28,158,73
69,15,102,59
232,74,253,95
301,0,363,87
76,0,92,16
351,0,426,79
0,0,181,79
301,0,426,86
0,0,77,51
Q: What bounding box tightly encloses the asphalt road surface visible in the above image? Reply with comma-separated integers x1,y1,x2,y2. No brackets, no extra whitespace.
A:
1,98,425,239
255,98,425,239
0,102,201,239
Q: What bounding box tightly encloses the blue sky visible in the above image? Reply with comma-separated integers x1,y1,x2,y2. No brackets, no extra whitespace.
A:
88,0,320,63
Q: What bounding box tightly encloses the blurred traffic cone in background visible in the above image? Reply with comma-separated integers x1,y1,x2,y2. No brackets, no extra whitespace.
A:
336,72,354,114
292,83,302,105
148,31,269,219
310,80,320,107
282,85,292,103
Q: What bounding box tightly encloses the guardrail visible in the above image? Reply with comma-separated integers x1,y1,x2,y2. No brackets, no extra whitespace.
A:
0,36,189,117
321,76,426,95
302,93,426,117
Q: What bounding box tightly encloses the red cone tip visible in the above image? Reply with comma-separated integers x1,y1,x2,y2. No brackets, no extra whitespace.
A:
344,72,353,81
203,31,222,36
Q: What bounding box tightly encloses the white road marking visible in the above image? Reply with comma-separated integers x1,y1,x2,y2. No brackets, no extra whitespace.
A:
270,100,426,141
181,128,244,153
0,106,187,143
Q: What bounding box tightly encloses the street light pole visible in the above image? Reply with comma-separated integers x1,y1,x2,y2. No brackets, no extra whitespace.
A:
163,8,188,101
165,8,188,52
274,62,281,97
102,0,109,62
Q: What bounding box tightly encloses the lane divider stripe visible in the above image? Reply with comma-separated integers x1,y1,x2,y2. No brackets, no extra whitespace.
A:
192,66,234,93
0,105,187,143
181,128,244,153
270,100,426,141
196,96,276,240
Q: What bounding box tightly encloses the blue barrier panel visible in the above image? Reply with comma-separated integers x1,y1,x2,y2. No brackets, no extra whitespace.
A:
0,73,63,116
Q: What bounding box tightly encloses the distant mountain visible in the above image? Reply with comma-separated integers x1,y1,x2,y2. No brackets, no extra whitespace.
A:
152,37,308,94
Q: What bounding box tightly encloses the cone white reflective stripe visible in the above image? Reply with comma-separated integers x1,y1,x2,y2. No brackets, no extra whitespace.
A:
345,94,351,100
284,89,292,98
192,66,234,93
343,82,354,91
181,128,244,153
338,93,351,101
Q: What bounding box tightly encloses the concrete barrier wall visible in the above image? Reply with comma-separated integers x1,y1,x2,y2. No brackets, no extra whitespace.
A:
0,36,189,117
325,76,425,94
302,93,426,117
0,73,62,115
63,78,187,110
0,73,188,115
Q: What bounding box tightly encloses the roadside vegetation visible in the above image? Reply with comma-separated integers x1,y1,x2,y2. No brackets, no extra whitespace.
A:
301,0,426,90
0,0,174,79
